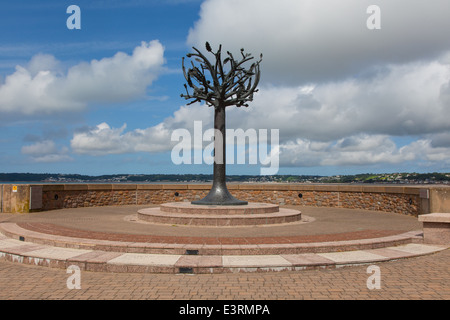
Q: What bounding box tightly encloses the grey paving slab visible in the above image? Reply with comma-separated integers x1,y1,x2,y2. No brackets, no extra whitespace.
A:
367,248,418,259
107,253,181,266
317,250,387,263
222,255,292,267
389,243,447,255
281,253,336,265
175,255,222,267
24,247,93,260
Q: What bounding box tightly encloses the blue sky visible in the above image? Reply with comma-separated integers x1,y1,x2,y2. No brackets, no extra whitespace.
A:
1,0,450,176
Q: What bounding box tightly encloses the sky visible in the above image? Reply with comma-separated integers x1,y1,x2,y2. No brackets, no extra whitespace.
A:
1,0,450,177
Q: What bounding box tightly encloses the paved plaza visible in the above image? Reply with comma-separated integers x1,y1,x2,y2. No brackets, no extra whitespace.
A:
0,205,448,301
0,249,448,300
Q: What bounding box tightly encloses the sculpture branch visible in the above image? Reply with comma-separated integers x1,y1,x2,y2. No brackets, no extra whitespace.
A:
181,42,262,109
180,42,262,205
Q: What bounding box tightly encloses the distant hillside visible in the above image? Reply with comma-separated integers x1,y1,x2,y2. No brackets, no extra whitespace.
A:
1,172,449,184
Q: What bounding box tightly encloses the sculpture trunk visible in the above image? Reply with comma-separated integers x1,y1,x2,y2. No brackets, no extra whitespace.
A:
191,104,248,205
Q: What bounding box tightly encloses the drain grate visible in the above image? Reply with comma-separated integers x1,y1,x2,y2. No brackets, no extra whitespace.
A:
179,267,194,274
185,249,199,255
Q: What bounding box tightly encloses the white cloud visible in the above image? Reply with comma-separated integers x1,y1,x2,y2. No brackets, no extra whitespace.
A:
404,138,450,165
70,54,450,168
70,122,173,156
0,40,165,115
187,0,450,84
69,96,214,156
21,140,73,163
180,0,450,171
27,54,62,77
29,0,450,171
220,58,450,141
278,134,425,168
67,117,450,171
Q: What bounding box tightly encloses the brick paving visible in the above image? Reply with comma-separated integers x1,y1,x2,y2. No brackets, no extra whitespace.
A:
17,221,402,244
0,249,448,300
0,205,448,301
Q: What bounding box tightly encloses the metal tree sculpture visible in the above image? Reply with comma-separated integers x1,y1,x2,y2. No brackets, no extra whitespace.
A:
181,42,262,205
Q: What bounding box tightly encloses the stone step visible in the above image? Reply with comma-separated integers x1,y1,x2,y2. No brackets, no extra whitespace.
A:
138,207,301,226
159,202,280,215
0,222,424,256
0,232,447,274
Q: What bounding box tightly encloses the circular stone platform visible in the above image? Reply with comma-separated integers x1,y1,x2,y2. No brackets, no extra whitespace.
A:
0,205,441,274
138,202,301,226
160,202,280,214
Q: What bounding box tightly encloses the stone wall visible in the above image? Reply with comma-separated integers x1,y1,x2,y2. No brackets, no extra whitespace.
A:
1,183,441,216
0,184,30,213
429,187,450,213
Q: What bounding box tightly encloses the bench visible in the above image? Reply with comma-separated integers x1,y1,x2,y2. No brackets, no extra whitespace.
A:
418,213,450,245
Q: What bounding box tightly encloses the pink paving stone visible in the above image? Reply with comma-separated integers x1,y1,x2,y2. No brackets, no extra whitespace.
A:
85,251,124,263
84,252,124,272
1,244,47,255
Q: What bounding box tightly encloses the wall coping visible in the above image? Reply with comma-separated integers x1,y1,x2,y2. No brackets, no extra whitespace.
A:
418,213,450,223
3,183,449,214
13,183,447,194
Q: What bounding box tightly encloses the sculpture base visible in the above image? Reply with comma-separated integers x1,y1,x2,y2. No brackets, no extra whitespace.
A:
191,186,248,206
191,199,248,206
138,202,301,226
